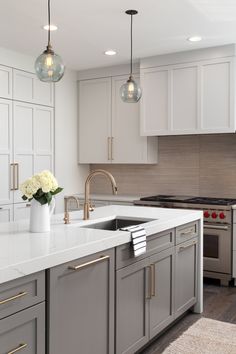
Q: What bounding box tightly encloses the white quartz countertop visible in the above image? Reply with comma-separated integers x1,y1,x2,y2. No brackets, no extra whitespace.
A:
73,193,140,202
0,205,202,285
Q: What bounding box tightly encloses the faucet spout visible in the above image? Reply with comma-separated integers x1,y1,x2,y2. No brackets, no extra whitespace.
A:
84,169,118,220
64,196,80,224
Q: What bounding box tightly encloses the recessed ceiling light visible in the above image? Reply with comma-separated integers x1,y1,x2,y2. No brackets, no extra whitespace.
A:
104,50,117,56
43,24,58,31
188,36,202,42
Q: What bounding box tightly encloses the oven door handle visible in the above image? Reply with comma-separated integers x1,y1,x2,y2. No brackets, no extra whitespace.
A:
204,224,229,231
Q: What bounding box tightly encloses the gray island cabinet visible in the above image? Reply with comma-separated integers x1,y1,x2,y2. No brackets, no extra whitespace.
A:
48,248,115,354
116,221,199,354
0,271,45,354
0,218,200,354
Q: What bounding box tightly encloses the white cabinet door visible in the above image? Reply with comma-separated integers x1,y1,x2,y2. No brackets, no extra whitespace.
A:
0,205,13,222
78,78,112,163
112,75,148,163
0,99,13,205
200,58,234,133
171,64,198,133
13,69,54,107
14,202,31,221
13,102,54,203
140,67,169,136
34,105,54,173
0,65,12,99
140,57,235,136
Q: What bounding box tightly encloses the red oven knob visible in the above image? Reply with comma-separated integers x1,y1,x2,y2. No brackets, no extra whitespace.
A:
219,212,225,220
204,211,210,218
211,212,218,219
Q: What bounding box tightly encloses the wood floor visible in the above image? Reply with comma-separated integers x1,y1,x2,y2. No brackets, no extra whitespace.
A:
138,280,236,354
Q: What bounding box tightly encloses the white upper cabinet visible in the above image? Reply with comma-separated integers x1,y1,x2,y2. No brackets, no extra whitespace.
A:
0,65,12,99
172,64,198,133
112,75,156,163
78,76,157,164
0,99,13,205
140,46,235,136
13,69,54,107
200,59,234,133
78,78,112,163
140,67,169,135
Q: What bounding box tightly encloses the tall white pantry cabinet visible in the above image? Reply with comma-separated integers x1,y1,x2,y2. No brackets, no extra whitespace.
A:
0,66,54,222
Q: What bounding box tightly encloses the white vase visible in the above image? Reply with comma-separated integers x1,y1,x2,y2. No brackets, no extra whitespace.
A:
30,198,55,233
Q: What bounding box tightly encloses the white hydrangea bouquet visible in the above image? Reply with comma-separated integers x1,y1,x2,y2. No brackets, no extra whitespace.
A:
20,170,63,205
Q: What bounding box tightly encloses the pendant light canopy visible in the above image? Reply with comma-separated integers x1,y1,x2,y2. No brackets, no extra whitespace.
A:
35,0,65,82
120,10,142,103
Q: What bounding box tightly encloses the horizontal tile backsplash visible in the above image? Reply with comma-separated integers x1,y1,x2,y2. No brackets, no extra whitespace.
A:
91,134,236,198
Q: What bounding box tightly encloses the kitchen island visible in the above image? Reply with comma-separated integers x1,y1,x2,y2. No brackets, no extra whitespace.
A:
0,205,203,354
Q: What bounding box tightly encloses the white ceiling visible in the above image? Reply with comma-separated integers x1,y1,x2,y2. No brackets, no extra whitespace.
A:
0,0,236,70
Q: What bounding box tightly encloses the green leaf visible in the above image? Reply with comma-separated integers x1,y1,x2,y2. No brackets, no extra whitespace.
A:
45,192,52,205
51,187,63,196
22,195,27,201
34,195,47,205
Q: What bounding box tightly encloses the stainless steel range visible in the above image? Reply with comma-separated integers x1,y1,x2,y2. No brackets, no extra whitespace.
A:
134,195,236,286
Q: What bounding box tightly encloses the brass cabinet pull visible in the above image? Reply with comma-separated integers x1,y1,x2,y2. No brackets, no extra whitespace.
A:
179,240,197,253
10,163,15,191
68,255,110,271
15,163,19,190
8,343,27,354
180,227,195,236
151,264,156,297
107,137,111,160
0,291,27,306
111,137,114,160
146,265,152,299
26,203,31,207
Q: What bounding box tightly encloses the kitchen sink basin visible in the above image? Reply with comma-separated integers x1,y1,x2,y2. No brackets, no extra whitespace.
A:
81,217,153,231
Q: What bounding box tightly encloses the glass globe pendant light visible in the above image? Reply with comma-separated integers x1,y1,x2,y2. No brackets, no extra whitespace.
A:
35,0,65,82
120,10,142,103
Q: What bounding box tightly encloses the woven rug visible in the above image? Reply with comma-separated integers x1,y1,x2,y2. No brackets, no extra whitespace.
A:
162,317,236,354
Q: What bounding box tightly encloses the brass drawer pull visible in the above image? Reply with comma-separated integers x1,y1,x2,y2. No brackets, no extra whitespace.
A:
68,255,110,271
0,291,27,306
7,343,27,354
180,227,195,236
146,265,152,299
151,264,156,297
179,240,197,253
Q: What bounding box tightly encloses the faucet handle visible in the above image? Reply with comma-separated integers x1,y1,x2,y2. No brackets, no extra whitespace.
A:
89,202,94,212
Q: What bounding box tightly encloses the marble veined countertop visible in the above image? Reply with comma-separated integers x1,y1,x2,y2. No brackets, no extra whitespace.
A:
0,205,203,285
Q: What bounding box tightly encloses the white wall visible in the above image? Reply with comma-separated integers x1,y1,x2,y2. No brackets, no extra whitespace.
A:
54,68,89,212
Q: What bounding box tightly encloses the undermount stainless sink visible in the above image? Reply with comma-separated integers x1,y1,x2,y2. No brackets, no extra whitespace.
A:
81,217,153,231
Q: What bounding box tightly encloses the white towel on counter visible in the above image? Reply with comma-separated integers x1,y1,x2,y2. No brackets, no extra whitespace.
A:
120,225,147,257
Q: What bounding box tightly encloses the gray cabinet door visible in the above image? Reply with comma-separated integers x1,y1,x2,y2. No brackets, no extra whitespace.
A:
0,302,45,354
149,247,175,339
116,258,150,354
48,249,115,354
175,237,198,318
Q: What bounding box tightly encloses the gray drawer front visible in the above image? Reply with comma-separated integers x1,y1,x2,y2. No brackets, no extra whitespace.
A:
176,221,199,245
116,229,174,270
0,271,45,320
0,302,45,354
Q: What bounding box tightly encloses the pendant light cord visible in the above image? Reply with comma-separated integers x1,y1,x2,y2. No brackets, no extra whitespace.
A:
48,0,51,47
130,13,133,76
